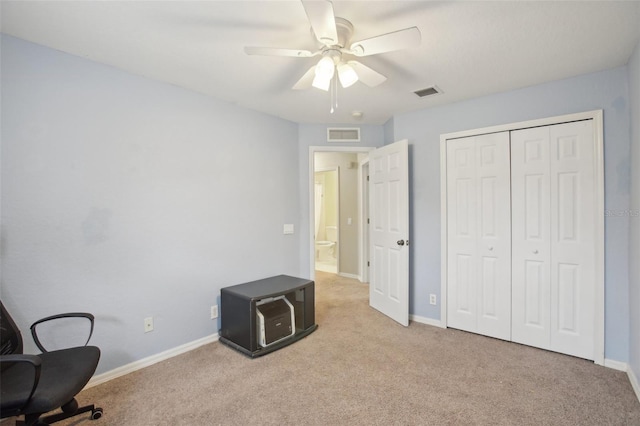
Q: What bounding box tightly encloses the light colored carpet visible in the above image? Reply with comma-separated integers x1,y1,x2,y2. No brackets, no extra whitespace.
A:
4,272,640,425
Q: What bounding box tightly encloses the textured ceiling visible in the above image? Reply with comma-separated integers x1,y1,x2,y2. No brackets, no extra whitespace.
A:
2,1,639,124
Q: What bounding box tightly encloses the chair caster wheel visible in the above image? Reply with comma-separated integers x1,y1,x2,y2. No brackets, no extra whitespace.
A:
91,407,103,420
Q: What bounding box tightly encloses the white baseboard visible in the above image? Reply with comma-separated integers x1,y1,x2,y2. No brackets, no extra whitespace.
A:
338,272,361,281
604,358,628,372
410,314,444,328
86,333,219,389
602,359,640,404
628,365,640,404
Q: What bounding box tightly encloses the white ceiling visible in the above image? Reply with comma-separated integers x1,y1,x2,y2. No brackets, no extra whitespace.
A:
2,1,639,125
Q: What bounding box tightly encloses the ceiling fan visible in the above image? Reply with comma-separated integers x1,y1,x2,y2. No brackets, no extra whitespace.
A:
244,0,421,92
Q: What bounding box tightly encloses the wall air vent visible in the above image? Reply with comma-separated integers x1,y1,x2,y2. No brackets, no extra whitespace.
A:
327,127,361,142
414,86,442,98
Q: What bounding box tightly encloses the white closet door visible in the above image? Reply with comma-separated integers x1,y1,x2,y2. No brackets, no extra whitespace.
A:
475,134,512,339
549,120,596,359
511,121,596,359
447,132,511,340
511,127,552,350
447,137,478,332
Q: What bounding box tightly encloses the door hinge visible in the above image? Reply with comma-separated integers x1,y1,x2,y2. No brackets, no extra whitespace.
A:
367,218,370,224
367,261,370,267
367,175,370,181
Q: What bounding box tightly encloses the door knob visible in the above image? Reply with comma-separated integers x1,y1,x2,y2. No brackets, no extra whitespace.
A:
488,246,494,251
397,240,405,246
533,249,539,254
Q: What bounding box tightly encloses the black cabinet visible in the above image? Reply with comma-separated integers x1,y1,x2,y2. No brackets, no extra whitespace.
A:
219,275,318,357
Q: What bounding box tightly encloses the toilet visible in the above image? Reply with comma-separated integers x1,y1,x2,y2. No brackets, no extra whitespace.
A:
315,226,337,261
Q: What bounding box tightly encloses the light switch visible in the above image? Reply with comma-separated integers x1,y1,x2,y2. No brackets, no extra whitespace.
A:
283,224,294,234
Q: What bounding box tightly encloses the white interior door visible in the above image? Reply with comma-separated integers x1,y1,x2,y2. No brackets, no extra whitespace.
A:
446,137,478,332
511,121,596,359
446,132,511,340
511,126,552,350
549,121,596,359
369,140,409,326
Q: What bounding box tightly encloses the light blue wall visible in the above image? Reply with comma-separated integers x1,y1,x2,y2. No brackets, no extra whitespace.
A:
296,124,384,278
2,30,637,376
392,67,632,362
628,40,640,386
0,36,300,374
383,116,395,144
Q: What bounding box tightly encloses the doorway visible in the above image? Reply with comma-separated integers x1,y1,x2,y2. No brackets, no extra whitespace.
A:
314,167,339,274
309,141,411,326
309,147,373,282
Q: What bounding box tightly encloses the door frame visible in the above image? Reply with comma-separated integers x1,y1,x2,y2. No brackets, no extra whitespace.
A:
360,160,370,284
309,146,374,282
439,109,605,365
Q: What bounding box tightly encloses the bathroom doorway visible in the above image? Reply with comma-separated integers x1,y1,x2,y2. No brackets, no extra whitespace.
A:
314,167,339,274
311,148,372,281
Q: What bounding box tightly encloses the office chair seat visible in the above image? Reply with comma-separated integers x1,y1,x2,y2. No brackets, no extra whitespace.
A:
2,346,100,416
1,302,103,425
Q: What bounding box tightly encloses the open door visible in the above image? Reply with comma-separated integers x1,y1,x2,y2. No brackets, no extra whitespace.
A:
369,140,409,326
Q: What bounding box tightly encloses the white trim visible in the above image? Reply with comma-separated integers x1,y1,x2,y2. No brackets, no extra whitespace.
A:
440,110,605,365
85,333,218,389
440,110,603,141
593,110,605,365
604,358,628,372
309,146,374,282
410,314,445,328
628,366,640,404
359,158,370,284
440,136,449,329
602,360,640,404
338,272,361,280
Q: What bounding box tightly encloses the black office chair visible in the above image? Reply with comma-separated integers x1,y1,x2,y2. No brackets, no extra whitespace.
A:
0,301,103,425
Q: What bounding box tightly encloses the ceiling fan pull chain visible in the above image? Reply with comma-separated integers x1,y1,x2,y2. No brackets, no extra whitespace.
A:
335,74,339,109
330,74,336,113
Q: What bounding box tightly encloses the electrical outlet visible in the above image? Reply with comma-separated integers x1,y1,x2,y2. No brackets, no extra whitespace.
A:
144,317,154,333
429,294,437,305
283,224,294,234
211,305,219,319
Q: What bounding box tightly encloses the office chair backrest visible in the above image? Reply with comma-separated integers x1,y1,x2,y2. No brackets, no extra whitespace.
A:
0,301,24,357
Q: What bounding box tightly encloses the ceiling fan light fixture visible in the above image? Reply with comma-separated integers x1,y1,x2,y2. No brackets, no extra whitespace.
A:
337,62,358,88
312,74,332,91
315,56,335,80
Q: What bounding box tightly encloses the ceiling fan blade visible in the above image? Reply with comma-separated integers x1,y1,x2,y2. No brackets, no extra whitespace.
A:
292,66,317,90
349,27,421,57
348,61,387,87
244,46,316,58
301,0,338,46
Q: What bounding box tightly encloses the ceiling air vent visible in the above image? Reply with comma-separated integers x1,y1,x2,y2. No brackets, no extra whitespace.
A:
327,128,360,142
414,86,442,98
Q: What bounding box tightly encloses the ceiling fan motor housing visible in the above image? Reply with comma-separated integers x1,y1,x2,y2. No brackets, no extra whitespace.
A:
313,17,354,50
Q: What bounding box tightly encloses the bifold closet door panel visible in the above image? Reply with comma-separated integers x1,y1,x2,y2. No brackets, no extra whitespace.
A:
446,132,511,340
548,120,596,360
511,127,552,351
511,120,596,360
446,136,478,333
